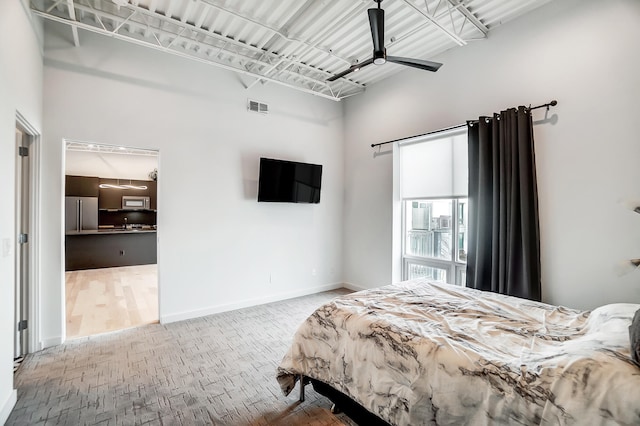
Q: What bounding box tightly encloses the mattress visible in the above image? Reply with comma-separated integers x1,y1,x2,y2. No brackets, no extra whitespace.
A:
277,279,640,425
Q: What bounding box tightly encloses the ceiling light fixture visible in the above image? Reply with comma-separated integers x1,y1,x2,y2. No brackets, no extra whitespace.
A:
120,184,148,190
99,180,148,190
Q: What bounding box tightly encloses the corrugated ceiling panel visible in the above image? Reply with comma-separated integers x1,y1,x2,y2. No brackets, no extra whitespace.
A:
34,0,553,100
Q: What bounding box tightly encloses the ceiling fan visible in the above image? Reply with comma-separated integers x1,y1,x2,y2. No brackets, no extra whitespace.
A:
328,0,443,82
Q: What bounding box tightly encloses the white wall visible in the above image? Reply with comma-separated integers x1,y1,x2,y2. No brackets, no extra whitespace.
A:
0,1,43,422
40,23,344,343
65,150,158,181
343,0,640,310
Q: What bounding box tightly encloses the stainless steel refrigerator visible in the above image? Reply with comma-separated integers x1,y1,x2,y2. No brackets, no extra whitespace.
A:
65,196,98,232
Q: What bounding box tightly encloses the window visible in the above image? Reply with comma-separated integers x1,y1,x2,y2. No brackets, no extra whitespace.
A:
398,129,468,285
403,198,467,284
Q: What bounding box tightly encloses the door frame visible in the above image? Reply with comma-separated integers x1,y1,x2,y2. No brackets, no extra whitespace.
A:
15,111,41,354
62,139,161,340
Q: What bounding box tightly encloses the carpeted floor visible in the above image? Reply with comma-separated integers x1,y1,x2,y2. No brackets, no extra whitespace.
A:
8,289,357,425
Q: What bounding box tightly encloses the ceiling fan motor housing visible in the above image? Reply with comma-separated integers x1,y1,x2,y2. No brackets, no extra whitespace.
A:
373,49,386,65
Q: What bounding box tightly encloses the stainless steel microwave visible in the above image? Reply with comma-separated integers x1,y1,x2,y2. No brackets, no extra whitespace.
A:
122,196,150,210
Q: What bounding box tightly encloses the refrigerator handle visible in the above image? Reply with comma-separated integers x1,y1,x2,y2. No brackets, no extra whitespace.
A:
76,200,80,231
79,199,83,231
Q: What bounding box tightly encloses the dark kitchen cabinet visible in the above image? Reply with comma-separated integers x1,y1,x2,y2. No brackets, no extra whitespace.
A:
98,178,122,209
148,181,157,210
65,175,99,197
65,231,157,271
98,178,157,210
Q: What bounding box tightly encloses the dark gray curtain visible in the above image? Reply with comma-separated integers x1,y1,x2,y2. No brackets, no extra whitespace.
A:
466,106,541,301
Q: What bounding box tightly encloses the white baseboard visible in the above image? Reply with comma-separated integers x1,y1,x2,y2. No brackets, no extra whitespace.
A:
40,335,63,349
161,282,345,324
343,282,369,292
0,389,17,425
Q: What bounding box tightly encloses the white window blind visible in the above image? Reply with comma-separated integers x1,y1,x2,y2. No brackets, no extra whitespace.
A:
399,130,468,199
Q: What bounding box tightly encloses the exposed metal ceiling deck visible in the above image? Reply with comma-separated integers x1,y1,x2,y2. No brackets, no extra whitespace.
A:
32,0,551,101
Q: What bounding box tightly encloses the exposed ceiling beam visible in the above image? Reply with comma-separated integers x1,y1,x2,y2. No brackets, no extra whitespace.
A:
66,0,80,46
253,0,316,55
446,0,488,35
401,0,467,46
34,0,545,101
107,2,363,90
66,140,159,157
198,0,352,67
247,1,368,89
31,3,364,101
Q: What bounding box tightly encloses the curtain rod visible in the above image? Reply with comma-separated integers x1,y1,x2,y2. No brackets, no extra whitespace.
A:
370,100,558,148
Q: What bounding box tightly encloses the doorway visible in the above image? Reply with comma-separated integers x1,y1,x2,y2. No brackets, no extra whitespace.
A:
14,113,41,371
63,141,159,339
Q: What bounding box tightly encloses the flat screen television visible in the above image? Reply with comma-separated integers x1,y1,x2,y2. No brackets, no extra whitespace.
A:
257,158,322,204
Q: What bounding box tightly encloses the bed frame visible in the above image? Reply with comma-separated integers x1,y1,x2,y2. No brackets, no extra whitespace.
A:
299,375,391,426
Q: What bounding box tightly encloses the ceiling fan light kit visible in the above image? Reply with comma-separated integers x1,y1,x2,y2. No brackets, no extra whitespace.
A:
373,50,386,65
327,0,443,82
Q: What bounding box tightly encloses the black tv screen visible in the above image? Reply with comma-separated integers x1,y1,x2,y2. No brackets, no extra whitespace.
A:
257,158,322,203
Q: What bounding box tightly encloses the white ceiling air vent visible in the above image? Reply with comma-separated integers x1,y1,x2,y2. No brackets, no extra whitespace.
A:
248,99,269,114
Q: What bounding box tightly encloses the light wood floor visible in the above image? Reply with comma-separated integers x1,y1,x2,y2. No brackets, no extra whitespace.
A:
65,264,158,339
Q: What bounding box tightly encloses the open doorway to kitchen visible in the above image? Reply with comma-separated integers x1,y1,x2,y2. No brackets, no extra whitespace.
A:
63,140,159,339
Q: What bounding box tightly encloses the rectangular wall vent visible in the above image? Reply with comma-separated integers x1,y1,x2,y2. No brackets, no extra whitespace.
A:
248,99,269,114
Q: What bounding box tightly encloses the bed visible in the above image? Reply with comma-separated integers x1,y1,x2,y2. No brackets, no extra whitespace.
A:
276,279,640,425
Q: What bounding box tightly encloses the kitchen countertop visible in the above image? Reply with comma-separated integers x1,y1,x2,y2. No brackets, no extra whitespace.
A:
66,229,157,236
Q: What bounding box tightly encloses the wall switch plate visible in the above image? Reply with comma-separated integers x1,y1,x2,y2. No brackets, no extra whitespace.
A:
2,238,12,257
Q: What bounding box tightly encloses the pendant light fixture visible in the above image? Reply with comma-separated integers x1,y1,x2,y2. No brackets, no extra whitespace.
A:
99,179,148,190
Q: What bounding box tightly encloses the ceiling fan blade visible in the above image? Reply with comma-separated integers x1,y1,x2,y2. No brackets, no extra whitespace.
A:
387,56,443,72
368,8,385,53
327,58,374,82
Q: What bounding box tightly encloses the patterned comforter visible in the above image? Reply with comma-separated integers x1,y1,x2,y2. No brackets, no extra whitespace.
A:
276,279,640,425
